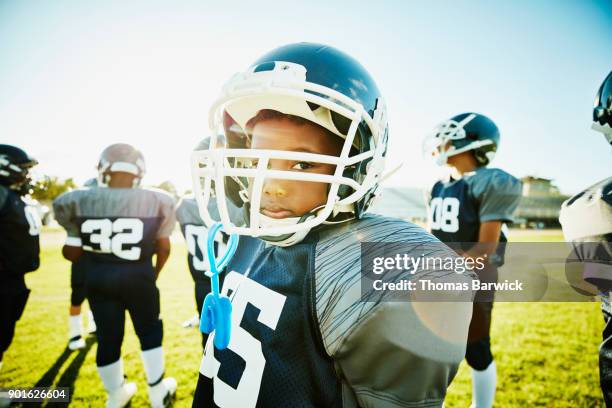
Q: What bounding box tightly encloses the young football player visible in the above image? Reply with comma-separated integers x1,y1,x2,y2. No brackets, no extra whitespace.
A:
176,196,209,329
53,144,177,408
177,138,244,344
0,144,41,373
176,196,226,338
190,43,475,407
559,70,612,405
423,113,522,408
177,138,226,336
67,178,97,351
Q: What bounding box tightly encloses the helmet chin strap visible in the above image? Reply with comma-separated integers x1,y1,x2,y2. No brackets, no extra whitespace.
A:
98,173,110,187
258,204,327,247
435,154,448,166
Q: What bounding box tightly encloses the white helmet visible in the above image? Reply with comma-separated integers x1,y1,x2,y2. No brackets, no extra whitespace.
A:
97,143,146,186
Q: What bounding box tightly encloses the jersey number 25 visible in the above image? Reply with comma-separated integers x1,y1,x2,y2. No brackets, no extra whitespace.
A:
200,271,287,407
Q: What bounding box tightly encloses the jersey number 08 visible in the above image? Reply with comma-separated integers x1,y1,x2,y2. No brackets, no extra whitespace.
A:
429,197,460,233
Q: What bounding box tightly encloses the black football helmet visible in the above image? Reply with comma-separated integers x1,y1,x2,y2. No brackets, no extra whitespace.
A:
97,143,146,186
192,42,389,245
424,112,499,166
0,144,38,195
592,70,612,145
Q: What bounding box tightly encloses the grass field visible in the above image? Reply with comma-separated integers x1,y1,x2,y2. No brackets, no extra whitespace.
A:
0,228,604,407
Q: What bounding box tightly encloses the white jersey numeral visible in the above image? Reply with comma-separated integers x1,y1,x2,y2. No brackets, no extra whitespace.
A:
429,197,460,233
200,271,287,408
24,206,42,236
81,218,144,260
185,224,226,272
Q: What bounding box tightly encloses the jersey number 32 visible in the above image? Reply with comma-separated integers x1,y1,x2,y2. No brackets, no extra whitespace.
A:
81,218,144,260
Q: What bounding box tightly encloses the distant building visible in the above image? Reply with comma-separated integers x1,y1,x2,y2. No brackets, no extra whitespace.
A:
520,176,562,197
515,176,569,228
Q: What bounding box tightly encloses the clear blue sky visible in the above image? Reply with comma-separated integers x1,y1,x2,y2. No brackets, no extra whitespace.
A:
0,0,610,194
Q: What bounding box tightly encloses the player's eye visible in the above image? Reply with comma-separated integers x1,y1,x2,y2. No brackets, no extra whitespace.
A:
291,161,314,170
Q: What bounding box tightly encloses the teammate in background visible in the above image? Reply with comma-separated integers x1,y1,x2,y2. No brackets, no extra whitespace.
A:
177,138,224,333
423,113,522,408
67,177,97,351
176,196,226,341
559,70,612,405
176,138,243,342
191,43,474,407
53,144,177,408
0,145,41,373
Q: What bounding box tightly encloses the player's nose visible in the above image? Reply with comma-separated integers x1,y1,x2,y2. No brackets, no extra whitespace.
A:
263,179,288,198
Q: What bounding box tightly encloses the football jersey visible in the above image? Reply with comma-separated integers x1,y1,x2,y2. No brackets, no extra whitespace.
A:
0,185,41,280
428,167,522,254
193,214,474,408
53,187,175,264
560,177,612,290
176,197,229,281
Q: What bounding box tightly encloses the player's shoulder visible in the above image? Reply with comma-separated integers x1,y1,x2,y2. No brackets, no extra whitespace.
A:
563,176,612,209
467,167,521,195
176,195,197,211
431,178,445,191
468,166,518,183
313,213,466,355
124,187,176,211
176,196,202,225
53,187,89,205
139,186,176,203
560,176,612,241
317,213,437,247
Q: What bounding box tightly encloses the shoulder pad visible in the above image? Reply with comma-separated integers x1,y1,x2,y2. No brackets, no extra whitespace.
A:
560,177,612,240
314,214,466,355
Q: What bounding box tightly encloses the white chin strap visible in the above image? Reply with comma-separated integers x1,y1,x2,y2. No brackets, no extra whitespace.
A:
257,203,329,247
435,154,449,166
257,213,315,247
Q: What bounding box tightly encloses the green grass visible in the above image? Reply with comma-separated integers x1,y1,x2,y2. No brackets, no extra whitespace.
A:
0,229,605,407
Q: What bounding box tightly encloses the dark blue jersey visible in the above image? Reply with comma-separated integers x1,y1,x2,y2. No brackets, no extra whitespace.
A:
176,197,228,283
53,187,176,265
193,214,474,408
428,167,521,254
0,186,41,281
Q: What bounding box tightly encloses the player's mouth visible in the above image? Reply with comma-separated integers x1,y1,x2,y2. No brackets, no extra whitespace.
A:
260,206,294,219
